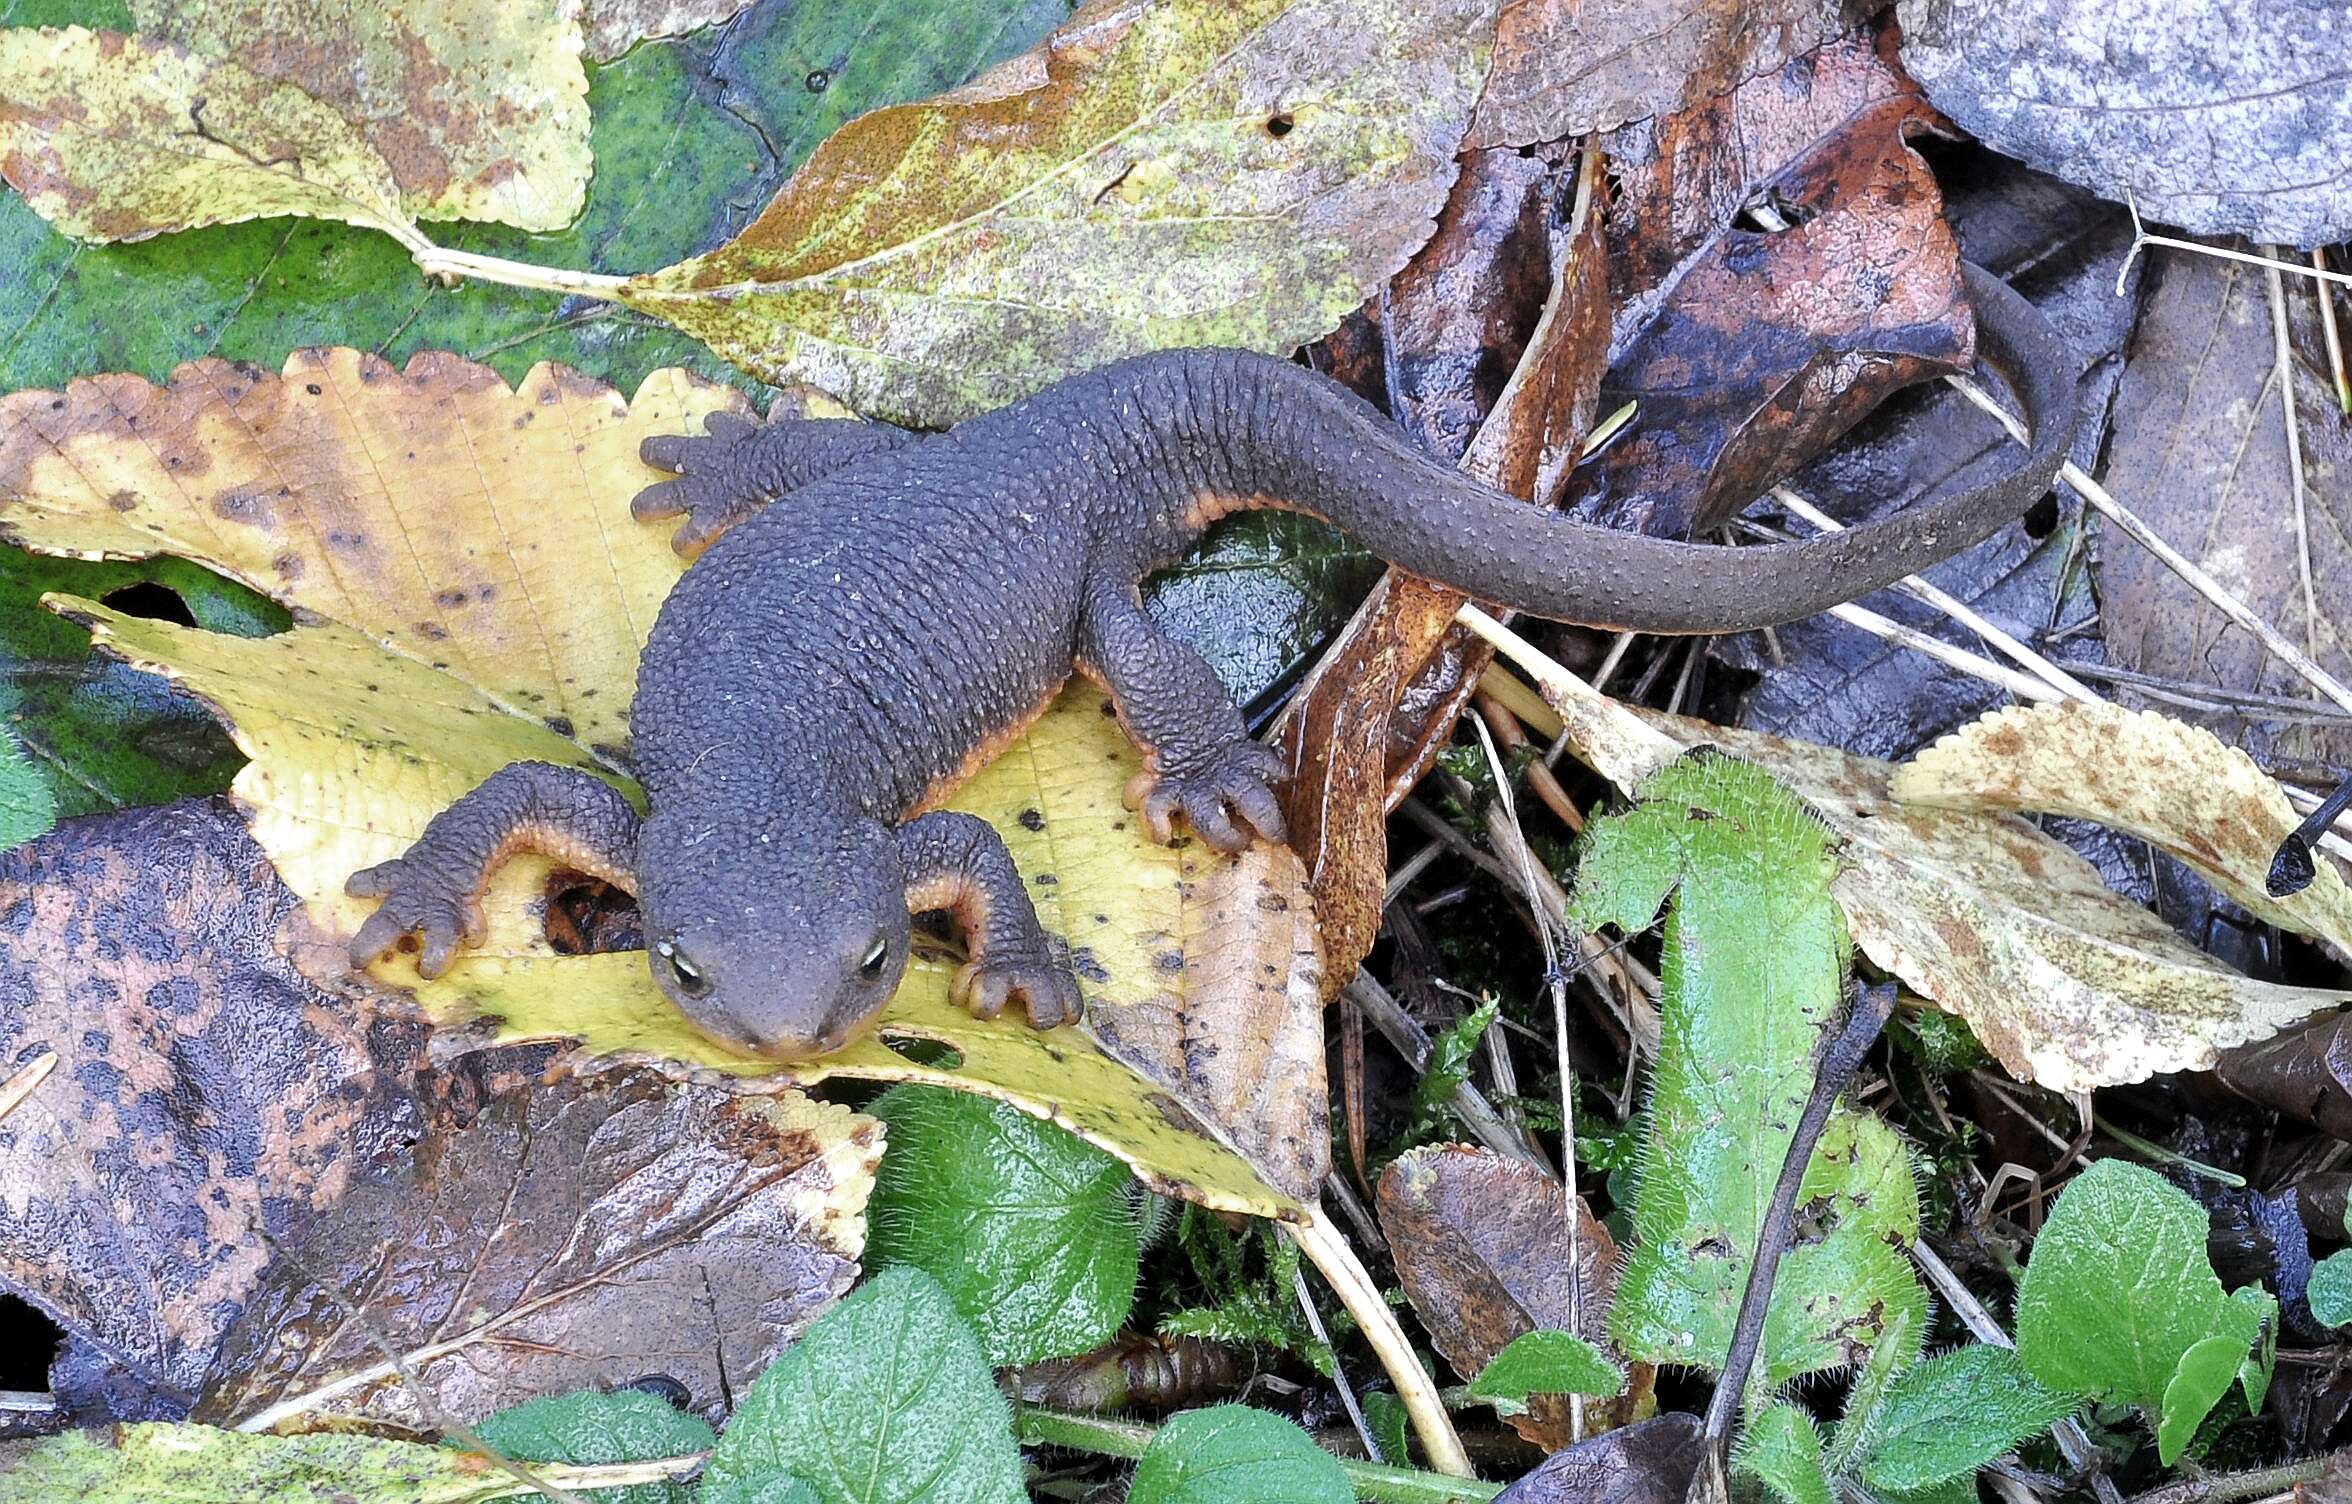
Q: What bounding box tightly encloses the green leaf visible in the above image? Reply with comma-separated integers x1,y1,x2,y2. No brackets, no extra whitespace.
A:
697,1477,821,1504
1362,1391,1411,1468
1572,754,1924,1385
0,1422,523,1502
0,724,55,853
867,1084,1140,1365
1404,995,1500,1139
1466,1330,1625,1415
470,1388,717,1504
1736,1403,1832,1504
2015,1159,2264,1460
2313,1250,2352,1328
0,549,286,818
2232,1284,2277,1415
2158,1334,2249,1464
1127,1405,1352,1504
701,1266,1023,1504
1858,1346,2083,1493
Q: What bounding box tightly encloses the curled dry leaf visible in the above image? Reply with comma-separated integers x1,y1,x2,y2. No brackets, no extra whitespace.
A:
1893,701,2352,953
0,27,416,246
620,0,1500,426
1898,0,2352,246
1475,637,2347,1092
0,350,1326,1215
1576,28,1973,539
1470,0,1871,149
2096,248,2351,767
1276,153,1608,987
583,0,759,61
133,0,592,231
0,799,430,1421
195,1070,880,1431
1375,1144,1646,1449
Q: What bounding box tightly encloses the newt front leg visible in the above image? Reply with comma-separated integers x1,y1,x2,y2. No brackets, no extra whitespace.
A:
347,761,641,977
898,810,1084,1028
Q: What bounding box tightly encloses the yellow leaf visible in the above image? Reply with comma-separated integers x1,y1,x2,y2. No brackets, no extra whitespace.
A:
128,0,592,230
0,26,414,245
1893,701,2352,954
620,0,1500,425
2,351,1323,1218
1469,617,2343,1093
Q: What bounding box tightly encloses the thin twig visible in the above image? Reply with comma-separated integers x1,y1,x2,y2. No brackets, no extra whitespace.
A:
411,245,632,299
2117,201,2352,295
2264,249,2320,657
1290,1204,1474,1478
2123,1458,2331,1504
2317,249,2352,416
1294,1264,1385,1464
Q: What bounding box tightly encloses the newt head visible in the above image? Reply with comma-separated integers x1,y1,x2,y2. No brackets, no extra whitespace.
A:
636,808,910,1062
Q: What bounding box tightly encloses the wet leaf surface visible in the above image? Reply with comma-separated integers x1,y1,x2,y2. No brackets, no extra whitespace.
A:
195,1068,878,1431
1490,1412,1704,1504
0,798,430,1424
1898,0,2352,245
1573,29,1973,539
621,0,1499,425
1376,1144,1640,1449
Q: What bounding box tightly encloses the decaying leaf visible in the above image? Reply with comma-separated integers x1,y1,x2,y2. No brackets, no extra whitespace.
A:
1375,1145,1644,1448
1576,28,1973,539
620,0,1500,425
0,350,1327,1216
584,0,759,61
1894,701,2352,953
2096,248,2351,767
1469,0,1872,148
1475,639,2347,1092
0,26,416,245
1898,0,2352,246
1276,152,1607,987
0,799,429,1422
195,1071,880,1431
129,0,592,231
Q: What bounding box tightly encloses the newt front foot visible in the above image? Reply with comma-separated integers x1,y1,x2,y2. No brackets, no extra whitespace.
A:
1123,740,1288,852
950,933,1085,1029
346,851,489,979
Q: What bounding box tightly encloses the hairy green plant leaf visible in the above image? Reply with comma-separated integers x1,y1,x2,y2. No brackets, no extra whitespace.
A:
867,1084,1140,1365
1127,1405,1352,1504
620,0,1499,425
698,1477,821,1504
1737,1404,1832,1504
2309,1251,2352,1327
1857,1345,2082,1493
2015,1159,2267,1464
1466,1329,1625,1415
470,1389,715,1504
1571,754,1922,1384
700,1267,1022,1504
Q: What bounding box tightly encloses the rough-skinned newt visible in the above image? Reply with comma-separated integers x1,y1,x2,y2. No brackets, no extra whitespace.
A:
347,262,2075,1061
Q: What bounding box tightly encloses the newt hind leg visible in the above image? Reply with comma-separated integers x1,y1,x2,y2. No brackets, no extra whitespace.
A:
347,761,640,978
1076,574,1286,853
634,411,919,556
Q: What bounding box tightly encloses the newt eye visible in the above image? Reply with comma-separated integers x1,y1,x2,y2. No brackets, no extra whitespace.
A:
656,939,712,998
858,937,890,980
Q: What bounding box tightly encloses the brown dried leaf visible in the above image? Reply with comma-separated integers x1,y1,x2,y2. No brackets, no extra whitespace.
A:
1492,1412,1705,1504
1276,157,1609,987
1377,1145,1644,1449
1575,28,1973,538
2097,248,2352,767
0,799,430,1420
619,0,1499,425
1479,647,2346,1092
195,1070,881,1430
1470,0,1874,148
1894,701,2352,952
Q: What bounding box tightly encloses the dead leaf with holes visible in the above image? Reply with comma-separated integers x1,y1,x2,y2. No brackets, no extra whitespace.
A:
619,0,1500,426
0,350,1327,1219
1474,638,2345,1093
0,2,589,245
1893,701,2352,954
